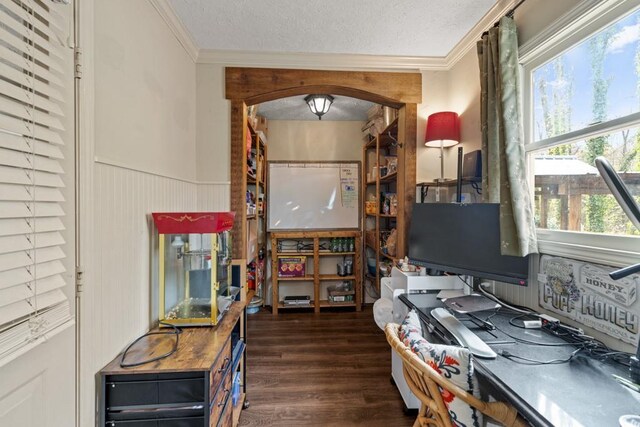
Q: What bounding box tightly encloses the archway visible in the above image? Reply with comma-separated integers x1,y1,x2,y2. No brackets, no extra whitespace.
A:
225,67,422,259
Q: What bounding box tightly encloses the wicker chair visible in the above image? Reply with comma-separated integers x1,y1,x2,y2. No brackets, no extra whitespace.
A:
385,323,530,427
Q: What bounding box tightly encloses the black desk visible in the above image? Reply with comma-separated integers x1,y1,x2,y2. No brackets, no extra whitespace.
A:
400,293,640,427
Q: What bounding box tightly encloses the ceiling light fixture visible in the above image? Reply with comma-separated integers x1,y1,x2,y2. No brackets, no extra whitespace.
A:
304,94,334,120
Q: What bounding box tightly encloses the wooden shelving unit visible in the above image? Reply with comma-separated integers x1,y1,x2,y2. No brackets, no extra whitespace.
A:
362,114,414,295
246,119,268,305
271,231,362,315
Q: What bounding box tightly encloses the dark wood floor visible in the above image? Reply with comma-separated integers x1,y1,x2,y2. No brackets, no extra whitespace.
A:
239,306,415,427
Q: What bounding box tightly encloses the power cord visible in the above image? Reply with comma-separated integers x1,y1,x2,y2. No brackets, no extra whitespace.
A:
470,181,482,195
457,277,635,368
456,275,476,292
477,282,535,315
499,348,581,365
120,322,182,368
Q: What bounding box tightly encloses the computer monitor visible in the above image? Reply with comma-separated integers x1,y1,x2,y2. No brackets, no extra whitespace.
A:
408,203,529,285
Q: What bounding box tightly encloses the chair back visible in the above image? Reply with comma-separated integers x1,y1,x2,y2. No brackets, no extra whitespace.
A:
385,323,529,427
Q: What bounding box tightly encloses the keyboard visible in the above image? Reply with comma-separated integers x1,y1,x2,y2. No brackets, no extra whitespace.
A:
431,308,497,359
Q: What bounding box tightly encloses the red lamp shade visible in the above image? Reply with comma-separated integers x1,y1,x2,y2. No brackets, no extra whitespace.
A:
424,111,460,147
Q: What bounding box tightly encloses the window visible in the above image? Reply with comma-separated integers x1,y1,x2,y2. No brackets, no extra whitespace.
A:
0,0,73,365
523,2,640,260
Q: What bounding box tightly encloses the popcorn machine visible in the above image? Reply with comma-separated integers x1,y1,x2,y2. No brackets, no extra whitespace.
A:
152,212,237,326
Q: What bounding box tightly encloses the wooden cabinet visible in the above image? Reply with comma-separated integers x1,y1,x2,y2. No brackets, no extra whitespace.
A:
98,303,248,427
362,116,414,295
270,231,362,315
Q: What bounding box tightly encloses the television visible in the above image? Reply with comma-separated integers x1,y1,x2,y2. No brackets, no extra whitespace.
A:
408,203,529,285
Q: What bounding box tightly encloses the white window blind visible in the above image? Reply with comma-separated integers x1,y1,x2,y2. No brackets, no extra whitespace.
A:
0,0,72,365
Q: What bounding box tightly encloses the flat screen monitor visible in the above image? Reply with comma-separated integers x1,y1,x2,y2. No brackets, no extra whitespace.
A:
408,203,529,285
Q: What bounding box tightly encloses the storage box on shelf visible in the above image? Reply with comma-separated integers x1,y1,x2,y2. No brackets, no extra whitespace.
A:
270,231,362,314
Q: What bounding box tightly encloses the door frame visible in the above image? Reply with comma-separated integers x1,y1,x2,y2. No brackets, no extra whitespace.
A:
225,67,422,259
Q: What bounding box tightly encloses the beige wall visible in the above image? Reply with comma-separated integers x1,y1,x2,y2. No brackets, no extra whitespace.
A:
516,0,582,45
417,70,451,182
268,120,365,161
417,51,483,183
82,2,202,426
196,64,230,182
94,0,197,180
417,0,583,183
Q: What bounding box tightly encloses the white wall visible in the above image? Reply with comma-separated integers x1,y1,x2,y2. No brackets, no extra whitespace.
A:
94,0,197,181
196,64,230,182
80,2,227,426
268,120,364,161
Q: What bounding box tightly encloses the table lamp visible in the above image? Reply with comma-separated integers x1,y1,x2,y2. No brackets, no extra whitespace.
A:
425,112,460,182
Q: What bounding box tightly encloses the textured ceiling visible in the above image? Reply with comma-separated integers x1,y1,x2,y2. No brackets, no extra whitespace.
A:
168,0,497,57
258,96,374,121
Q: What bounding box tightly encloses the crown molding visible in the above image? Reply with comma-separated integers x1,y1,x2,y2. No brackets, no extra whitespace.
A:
148,0,199,62
197,49,448,71
444,0,515,68
195,2,515,71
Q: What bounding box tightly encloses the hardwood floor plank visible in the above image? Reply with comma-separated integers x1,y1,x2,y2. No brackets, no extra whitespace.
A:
239,306,414,426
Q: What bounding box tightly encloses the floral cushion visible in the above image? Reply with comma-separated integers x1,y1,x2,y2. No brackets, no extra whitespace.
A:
399,310,482,427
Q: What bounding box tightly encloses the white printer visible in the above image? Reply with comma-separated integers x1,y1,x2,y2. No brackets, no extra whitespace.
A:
382,267,463,410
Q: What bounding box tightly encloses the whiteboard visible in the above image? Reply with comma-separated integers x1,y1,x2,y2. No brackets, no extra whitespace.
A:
268,162,360,230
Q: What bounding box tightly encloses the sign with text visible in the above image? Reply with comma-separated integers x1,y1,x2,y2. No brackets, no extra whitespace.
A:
539,255,639,345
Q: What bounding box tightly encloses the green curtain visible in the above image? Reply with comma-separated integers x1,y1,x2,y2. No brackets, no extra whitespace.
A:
477,17,538,257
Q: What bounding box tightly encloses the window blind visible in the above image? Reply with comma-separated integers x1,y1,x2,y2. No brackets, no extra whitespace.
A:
0,0,72,365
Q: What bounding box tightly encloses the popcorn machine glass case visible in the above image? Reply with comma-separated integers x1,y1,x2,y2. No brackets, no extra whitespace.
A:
152,212,237,326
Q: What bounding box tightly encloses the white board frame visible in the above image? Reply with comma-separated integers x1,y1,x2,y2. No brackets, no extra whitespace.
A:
267,161,361,231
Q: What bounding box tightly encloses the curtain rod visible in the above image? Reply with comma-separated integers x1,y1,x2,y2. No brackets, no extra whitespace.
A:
482,0,526,36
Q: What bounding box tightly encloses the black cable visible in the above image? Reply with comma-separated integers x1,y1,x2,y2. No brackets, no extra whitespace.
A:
494,323,580,347
459,280,635,367
471,181,482,195
499,348,581,365
456,275,475,291
421,185,429,202
120,322,182,368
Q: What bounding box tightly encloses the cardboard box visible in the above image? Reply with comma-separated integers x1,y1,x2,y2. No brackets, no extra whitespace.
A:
256,115,268,135
278,256,306,277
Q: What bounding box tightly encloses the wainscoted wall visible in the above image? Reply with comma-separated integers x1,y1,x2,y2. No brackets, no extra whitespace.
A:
82,162,230,425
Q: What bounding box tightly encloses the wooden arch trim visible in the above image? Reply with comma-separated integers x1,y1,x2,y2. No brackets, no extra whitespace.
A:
226,67,421,259
225,67,422,105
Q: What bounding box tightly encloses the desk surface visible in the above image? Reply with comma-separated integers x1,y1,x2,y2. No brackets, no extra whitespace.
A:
400,293,640,427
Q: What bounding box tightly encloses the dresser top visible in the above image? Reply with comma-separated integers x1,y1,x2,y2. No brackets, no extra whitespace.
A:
100,301,243,375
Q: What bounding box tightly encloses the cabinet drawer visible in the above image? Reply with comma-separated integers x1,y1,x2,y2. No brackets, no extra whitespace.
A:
209,339,231,401
208,369,232,426
216,397,233,427
106,376,205,409
105,417,204,426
